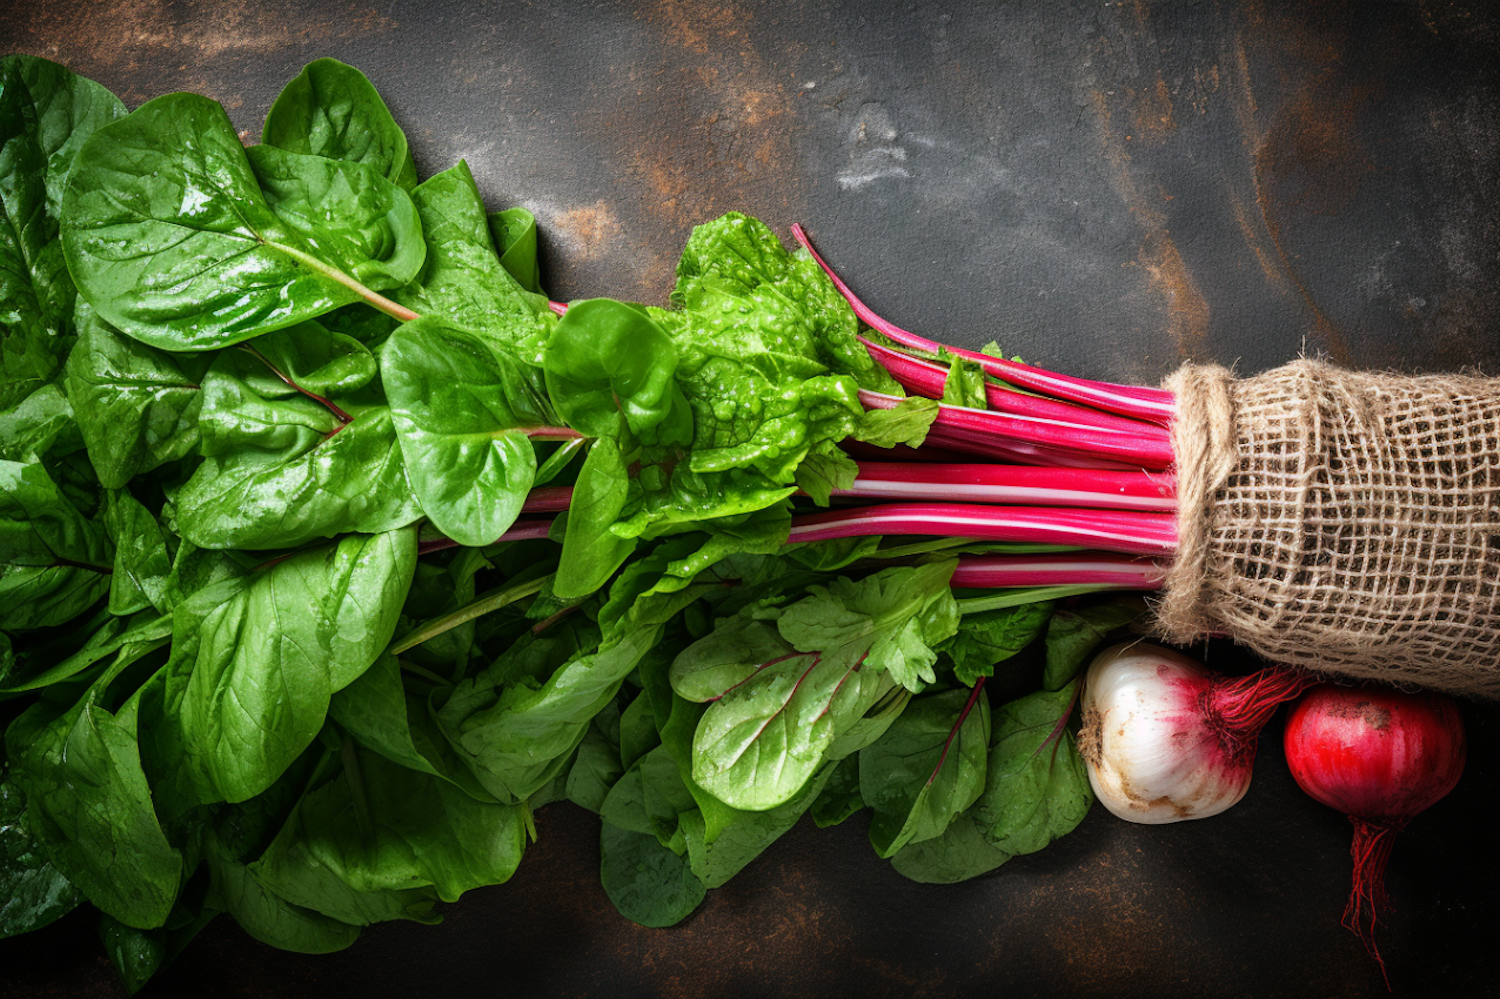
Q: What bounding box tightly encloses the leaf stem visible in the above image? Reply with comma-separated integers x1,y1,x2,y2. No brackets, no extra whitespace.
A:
266,240,420,323
954,584,1125,616
240,345,353,424
388,573,553,655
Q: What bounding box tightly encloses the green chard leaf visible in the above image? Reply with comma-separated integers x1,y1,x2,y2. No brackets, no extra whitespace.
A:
853,396,939,449
262,58,418,191
940,600,1055,688
810,755,864,828
433,573,712,803
61,93,425,351
382,316,557,548
860,686,990,858
599,820,705,928
889,813,1013,885
939,353,988,410
972,682,1093,856
1042,595,1146,691
673,561,955,812
1,55,126,409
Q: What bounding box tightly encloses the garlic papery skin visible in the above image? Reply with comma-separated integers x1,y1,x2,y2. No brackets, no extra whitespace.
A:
1078,642,1251,824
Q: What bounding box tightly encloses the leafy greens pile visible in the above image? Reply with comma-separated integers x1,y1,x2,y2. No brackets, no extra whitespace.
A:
0,55,1137,991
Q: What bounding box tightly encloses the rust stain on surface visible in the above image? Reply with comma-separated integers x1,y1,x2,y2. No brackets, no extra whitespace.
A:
1090,88,1210,359
1219,10,1384,365
548,200,625,263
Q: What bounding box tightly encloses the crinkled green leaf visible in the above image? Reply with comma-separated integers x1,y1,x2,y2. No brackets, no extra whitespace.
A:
941,600,1055,688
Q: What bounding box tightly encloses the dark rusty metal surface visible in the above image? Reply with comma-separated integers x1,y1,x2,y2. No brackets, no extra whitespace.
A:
3,1,1500,996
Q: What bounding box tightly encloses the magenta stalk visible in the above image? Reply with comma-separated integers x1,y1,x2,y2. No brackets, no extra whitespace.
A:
951,553,1167,589
837,462,1176,512
791,223,1176,424
787,503,1177,556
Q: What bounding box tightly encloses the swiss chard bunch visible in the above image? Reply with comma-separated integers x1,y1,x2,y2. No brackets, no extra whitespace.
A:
1,54,1138,993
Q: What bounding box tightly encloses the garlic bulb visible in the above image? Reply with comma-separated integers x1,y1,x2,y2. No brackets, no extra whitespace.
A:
1078,642,1312,824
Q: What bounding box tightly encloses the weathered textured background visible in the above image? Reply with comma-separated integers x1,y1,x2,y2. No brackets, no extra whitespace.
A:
3,1,1499,996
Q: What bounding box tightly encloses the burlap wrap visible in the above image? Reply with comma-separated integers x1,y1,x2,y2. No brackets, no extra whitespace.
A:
1157,359,1500,699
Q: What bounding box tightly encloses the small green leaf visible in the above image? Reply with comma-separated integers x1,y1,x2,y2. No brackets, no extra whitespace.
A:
262,58,417,191
973,683,1093,856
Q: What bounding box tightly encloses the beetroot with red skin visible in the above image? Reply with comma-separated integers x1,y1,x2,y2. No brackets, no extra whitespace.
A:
1283,684,1467,983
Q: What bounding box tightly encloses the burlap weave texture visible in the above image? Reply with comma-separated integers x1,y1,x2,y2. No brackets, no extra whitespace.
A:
1158,359,1500,698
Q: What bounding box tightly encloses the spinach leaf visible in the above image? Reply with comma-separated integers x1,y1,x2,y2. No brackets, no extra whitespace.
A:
62,93,424,351
0,779,84,939
250,746,526,923
174,328,420,549
888,814,1012,885
208,848,361,954
972,682,1093,856
0,458,112,630
939,600,1054,688
554,438,637,599
99,914,166,996
328,652,495,802
0,55,125,409
382,317,557,547
103,488,173,616
262,58,417,191
434,580,710,802
1042,596,1145,691
162,528,416,804
5,657,183,928
810,756,864,828
63,303,201,489
860,686,990,858
544,299,691,444
488,207,543,294
0,383,78,462
599,820,705,928
394,161,549,338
